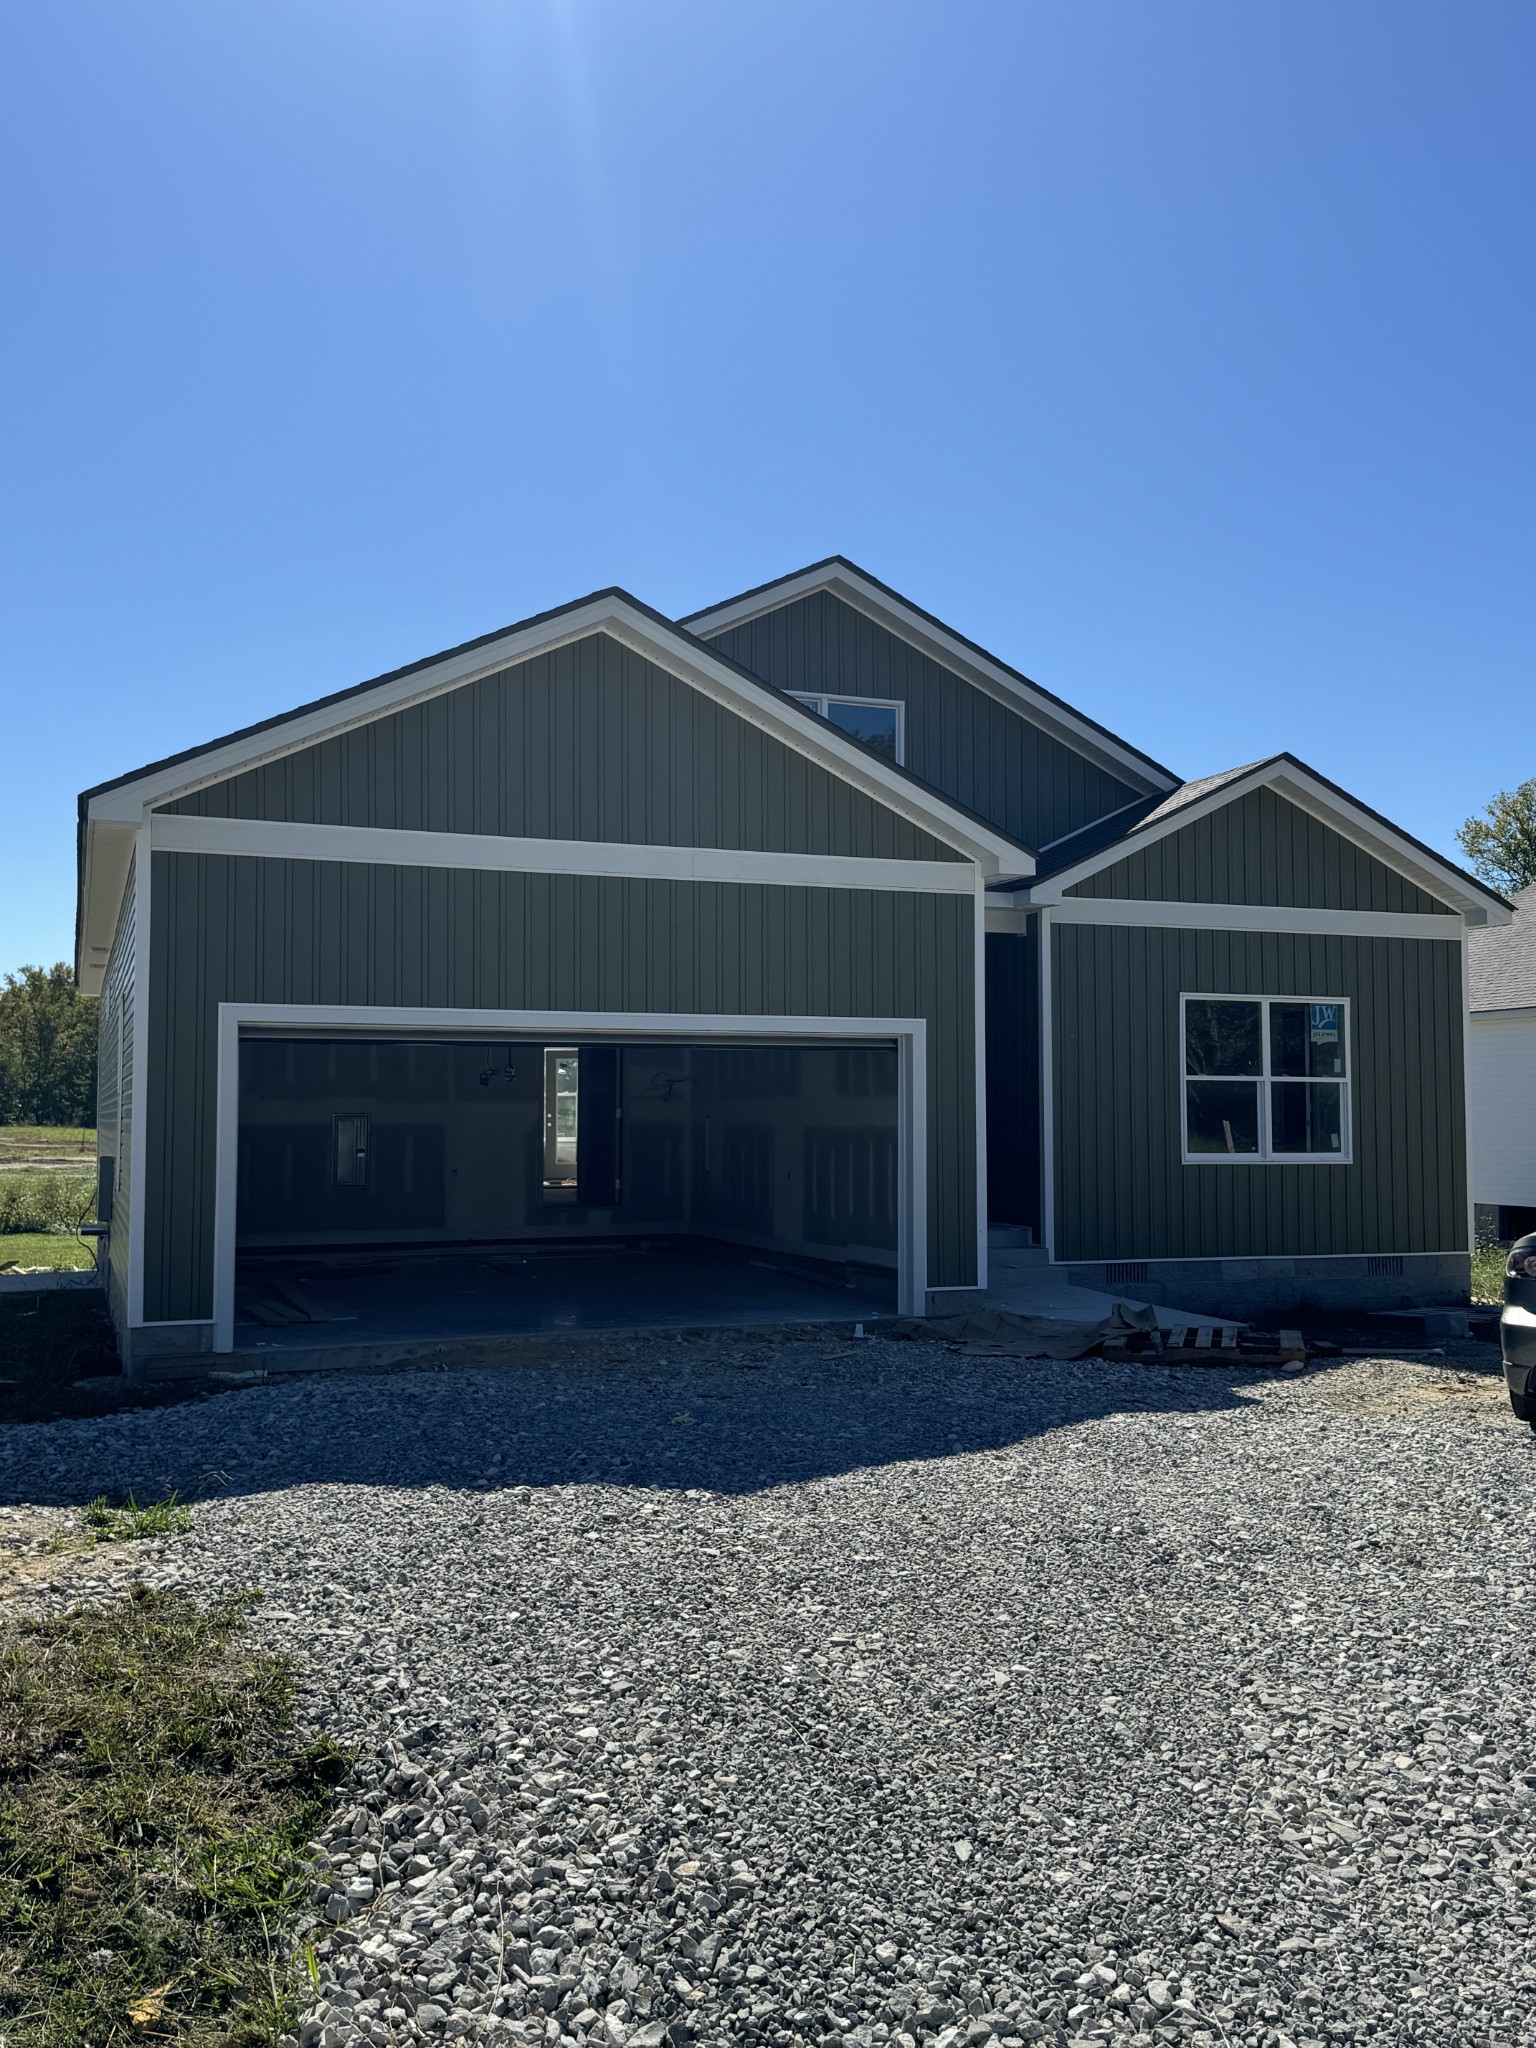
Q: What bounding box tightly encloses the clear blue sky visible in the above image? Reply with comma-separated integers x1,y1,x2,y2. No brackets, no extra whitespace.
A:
3,2,1531,976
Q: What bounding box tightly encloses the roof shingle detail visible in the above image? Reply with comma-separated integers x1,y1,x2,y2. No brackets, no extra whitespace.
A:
1469,882,1536,1011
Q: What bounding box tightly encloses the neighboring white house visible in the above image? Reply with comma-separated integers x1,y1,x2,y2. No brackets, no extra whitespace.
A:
1469,880,1536,1238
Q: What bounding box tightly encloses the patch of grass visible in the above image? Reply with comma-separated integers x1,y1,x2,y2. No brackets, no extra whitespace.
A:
83,1493,193,1543
0,1171,95,1237
0,1234,95,1272
0,1129,95,1166
1471,1242,1507,1307
0,1587,348,2048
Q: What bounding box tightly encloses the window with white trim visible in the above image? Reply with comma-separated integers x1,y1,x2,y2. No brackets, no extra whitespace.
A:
790,694,904,763
542,1047,580,1199
1181,995,1350,1163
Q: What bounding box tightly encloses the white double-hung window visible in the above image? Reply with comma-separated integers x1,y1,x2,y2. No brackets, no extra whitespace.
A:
1181,995,1351,1163
790,693,904,763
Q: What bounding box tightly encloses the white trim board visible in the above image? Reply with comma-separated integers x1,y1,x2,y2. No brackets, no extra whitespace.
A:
682,562,1177,796
1025,757,1506,926
1039,907,1055,1258
1038,897,1464,941
972,874,988,1294
149,812,978,897
1460,932,1475,1259
208,1004,931,1351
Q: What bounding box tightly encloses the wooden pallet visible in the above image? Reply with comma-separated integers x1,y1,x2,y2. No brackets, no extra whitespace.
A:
1102,1324,1307,1367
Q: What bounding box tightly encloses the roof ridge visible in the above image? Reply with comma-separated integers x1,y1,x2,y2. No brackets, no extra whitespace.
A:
682,555,1181,789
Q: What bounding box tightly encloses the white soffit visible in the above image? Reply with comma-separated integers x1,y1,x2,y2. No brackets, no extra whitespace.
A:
684,561,1179,796
77,821,137,995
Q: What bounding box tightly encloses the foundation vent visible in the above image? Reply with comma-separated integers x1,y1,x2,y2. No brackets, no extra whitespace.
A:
1105,1262,1149,1286
1366,1255,1405,1278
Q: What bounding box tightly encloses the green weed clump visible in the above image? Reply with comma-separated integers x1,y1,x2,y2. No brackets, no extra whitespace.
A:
1471,1242,1507,1307
83,1493,193,1543
0,1171,94,1237
0,1587,348,2047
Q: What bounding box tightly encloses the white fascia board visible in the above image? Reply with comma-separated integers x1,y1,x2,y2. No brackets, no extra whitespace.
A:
86,597,622,822
1264,766,1509,925
1026,758,1508,926
1045,897,1464,942
1470,1004,1536,1022
149,812,979,896
684,564,1178,796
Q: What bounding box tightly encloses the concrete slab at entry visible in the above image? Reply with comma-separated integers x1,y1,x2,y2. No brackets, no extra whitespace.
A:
985,1240,1239,1332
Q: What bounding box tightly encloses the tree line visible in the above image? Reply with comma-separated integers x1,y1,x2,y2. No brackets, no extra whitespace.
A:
0,964,98,1127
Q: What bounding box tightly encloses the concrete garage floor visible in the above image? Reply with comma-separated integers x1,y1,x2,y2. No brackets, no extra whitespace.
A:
233,1239,898,1351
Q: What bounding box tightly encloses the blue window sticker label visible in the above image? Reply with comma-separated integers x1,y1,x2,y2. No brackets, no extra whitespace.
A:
1309,1002,1339,1044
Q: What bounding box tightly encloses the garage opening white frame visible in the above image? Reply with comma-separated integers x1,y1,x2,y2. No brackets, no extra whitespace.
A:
211,1003,929,1350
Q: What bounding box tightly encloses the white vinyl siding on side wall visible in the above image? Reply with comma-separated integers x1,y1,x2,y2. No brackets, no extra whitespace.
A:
1468,1011,1536,1209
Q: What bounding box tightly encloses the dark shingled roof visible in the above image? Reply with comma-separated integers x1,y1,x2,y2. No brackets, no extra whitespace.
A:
1032,760,1275,880
1469,882,1536,1012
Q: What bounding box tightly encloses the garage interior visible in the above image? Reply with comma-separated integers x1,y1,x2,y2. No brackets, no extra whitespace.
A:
233,1035,902,1344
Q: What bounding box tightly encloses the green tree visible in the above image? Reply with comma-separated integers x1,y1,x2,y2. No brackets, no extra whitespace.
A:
1456,779,1536,894
0,963,98,1126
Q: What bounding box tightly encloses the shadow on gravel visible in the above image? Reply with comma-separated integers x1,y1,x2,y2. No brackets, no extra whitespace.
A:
0,1340,1287,1506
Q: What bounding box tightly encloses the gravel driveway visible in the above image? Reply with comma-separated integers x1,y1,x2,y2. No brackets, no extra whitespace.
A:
4,1337,1534,2048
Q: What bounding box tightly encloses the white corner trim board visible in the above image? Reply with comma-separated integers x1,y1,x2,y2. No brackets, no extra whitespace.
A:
1041,897,1465,942
148,812,980,896
208,1004,932,1350
972,875,989,1295
126,826,152,1327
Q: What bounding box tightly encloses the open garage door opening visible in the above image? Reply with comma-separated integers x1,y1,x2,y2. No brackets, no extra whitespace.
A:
230,1032,911,1347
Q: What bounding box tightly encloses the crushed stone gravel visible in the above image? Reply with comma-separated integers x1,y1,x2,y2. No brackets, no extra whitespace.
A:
3,1336,1534,2048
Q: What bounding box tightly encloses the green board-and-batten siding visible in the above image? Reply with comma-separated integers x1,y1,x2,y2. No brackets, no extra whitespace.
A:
143,853,977,1323
705,591,1143,850
1066,787,1458,914
162,632,959,865
1050,922,1466,1263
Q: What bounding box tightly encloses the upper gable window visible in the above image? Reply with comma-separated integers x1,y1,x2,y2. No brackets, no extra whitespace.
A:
791,694,904,765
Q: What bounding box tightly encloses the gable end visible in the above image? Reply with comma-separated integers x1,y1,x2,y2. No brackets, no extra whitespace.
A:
157,630,965,865
706,589,1145,851
1065,786,1458,914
